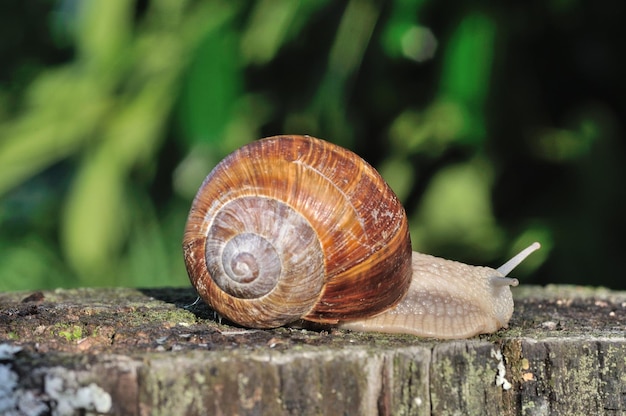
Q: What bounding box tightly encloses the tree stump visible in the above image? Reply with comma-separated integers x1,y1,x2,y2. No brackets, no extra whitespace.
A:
1,285,625,415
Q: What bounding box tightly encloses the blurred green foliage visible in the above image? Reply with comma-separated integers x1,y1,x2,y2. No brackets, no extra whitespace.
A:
1,0,625,291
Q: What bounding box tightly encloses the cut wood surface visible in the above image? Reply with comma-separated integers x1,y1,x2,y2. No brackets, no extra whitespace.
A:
1,285,625,415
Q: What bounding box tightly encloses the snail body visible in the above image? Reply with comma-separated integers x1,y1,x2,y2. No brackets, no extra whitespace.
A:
183,135,539,339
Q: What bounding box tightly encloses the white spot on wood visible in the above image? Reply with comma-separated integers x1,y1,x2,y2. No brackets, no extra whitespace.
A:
540,321,558,330
0,344,22,360
0,364,19,413
45,369,112,415
491,348,512,390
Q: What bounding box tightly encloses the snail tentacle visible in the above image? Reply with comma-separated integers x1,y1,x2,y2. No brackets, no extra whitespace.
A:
497,242,541,276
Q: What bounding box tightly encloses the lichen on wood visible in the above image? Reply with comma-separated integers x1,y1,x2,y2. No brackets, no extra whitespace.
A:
1,285,626,415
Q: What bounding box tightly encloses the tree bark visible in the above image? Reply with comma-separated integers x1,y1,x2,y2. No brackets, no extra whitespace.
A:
1,285,625,415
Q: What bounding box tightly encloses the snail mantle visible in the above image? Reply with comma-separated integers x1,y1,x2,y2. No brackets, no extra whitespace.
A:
1,285,626,415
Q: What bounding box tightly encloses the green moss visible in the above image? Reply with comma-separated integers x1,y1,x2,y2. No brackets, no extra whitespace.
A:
56,325,83,342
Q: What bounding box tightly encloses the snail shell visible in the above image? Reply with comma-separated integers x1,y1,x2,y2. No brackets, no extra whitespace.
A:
183,135,412,328
183,135,540,338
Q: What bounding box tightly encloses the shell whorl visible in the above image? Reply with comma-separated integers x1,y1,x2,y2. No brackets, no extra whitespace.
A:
183,135,412,328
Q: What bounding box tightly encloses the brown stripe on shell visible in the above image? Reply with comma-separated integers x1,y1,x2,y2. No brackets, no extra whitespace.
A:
183,135,412,327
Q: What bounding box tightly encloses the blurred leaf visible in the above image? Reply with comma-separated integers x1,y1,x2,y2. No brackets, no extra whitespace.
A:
410,157,504,258
378,157,415,202
0,236,71,291
61,152,128,284
530,121,598,162
178,25,242,146
174,92,276,201
60,82,174,283
438,12,496,145
0,0,238,286
241,0,301,65
327,0,379,79
399,26,437,63
389,101,467,156
0,69,110,196
76,0,133,81
123,196,188,288
290,0,380,146
381,0,429,59
242,0,330,66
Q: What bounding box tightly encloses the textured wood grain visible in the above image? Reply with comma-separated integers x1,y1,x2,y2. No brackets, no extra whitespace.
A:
1,285,625,415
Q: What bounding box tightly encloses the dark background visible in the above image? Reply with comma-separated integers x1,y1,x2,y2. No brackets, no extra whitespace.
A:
1,1,624,290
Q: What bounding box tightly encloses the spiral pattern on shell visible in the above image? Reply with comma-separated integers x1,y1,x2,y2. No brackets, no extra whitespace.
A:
183,135,412,328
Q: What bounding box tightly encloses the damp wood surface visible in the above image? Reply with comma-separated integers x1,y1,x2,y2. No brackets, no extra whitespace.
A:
1,285,625,415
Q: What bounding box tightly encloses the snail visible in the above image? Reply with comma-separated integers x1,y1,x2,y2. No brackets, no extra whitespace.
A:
182,135,540,339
